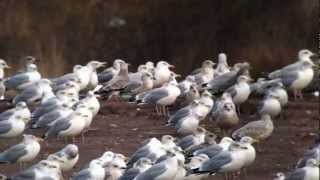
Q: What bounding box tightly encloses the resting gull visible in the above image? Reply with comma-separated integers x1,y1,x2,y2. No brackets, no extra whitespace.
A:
47,144,79,172
153,61,175,88
285,159,319,180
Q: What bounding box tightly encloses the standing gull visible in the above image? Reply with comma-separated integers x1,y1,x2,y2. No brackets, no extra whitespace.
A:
47,144,79,172
72,159,106,180
0,114,30,138
153,61,175,88
215,53,230,77
178,127,206,151
257,92,282,117
232,114,274,141
0,59,11,79
0,134,42,166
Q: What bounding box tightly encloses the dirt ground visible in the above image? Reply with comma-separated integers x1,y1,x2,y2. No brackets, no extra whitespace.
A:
0,95,319,180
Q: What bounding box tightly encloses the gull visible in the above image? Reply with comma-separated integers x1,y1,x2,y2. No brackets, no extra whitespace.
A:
238,136,257,178
74,103,94,135
52,64,83,87
214,102,239,136
86,61,107,91
175,112,201,137
273,172,286,180
205,62,250,94
211,92,234,118
98,60,129,98
98,59,123,84
191,60,215,86
31,103,73,129
225,75,252,113
72,159,106,180
296,144,319,168
78,91,100,117
257,92,282,117
43,110,87,142
78,61,107,91
0,78,5,100
0,114,30,138
128,65,149,82
285,159,319,180
10,159,63,180
182,84,200,105
250,78,282,95
134,151,179,180
194,142,248,176
215,53,230,77
196,90,214,121
0,59,10,79
52,77,81,93
177,127,206,151
119,157,153,180
4,63,41,92
232,114,274,142
124,72,155,95
178,76,196,96
136,75,181,116
186,132,217,154
97,151,115,165
13,79,53,105
160,135,177,151
0,134,42,167
104,161,125,180
268,49,318,100
185,154,210,180
127,137,166,166
153,61,175,88
17,56,37,74
167,100,199,126
0,101,30,122
266,82,288,107
112,153,128,169
47,144,79,172
193,137,234,158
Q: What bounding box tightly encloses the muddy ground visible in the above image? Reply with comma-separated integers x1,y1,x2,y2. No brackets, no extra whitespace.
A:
0,95,319,180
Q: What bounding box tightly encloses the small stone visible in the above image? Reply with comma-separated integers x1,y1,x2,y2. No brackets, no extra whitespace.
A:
109,123,118,128
132,128,138,131
305,110,312,115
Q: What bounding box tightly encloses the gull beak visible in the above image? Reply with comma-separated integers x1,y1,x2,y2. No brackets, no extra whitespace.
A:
169,64,175,69
99,62,107,67
175,73,181,78
4,64,11,69
36,137,44,142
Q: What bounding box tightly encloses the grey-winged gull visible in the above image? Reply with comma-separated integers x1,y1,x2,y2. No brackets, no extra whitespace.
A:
215,53,230,77
4,63,41,92
205,62,250,94
72,159,106,180
0,101,30,122
225,75,252,113
134,151,179,180
10,159,63,180
268,49,317,100
177,127,206,151
119,157,153,180
192,137,234,158
192,60,215,86
47,144,79,172
0,59,10,79
98,59,124,84
153,61,175,88
285,159,319,180
0,134,42,165
257,92,282,117
296,143,319,168
13,79,53,105
0,114,30,138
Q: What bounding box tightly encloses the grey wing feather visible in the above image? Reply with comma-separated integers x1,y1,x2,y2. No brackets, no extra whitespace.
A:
0,144,27,163
127,147,151,166
285,168,305,180
207,72,237,93
5,75,30,89
11,169,36,180
135,163,167,180
72,169,91,180
190,68,201,75
143,89,169,104
269,62,301,79
52,73,75,86
168,107,191,125
119,168,141,180
280,71,299,88
0,109,15,121
36,110,62,128
45,118,71,138
225,86,237,98
98,71,114,83
232,120,264,139
194,145,223,158
178,136,195,150
200,152,232,173
126,81,142,92
13,87,41,104
0,122,12,135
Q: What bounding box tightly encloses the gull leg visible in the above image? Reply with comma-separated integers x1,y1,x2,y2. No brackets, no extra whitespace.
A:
299,90,304,99
81,132,85,144
293,89,298,101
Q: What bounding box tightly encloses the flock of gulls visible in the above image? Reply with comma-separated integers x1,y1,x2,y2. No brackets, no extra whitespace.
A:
0,49,318,180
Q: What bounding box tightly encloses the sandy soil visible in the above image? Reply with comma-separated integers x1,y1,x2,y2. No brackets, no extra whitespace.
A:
0,95,319,180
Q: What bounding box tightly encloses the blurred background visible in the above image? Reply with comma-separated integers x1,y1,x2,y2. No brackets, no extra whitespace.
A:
0,0,318,77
